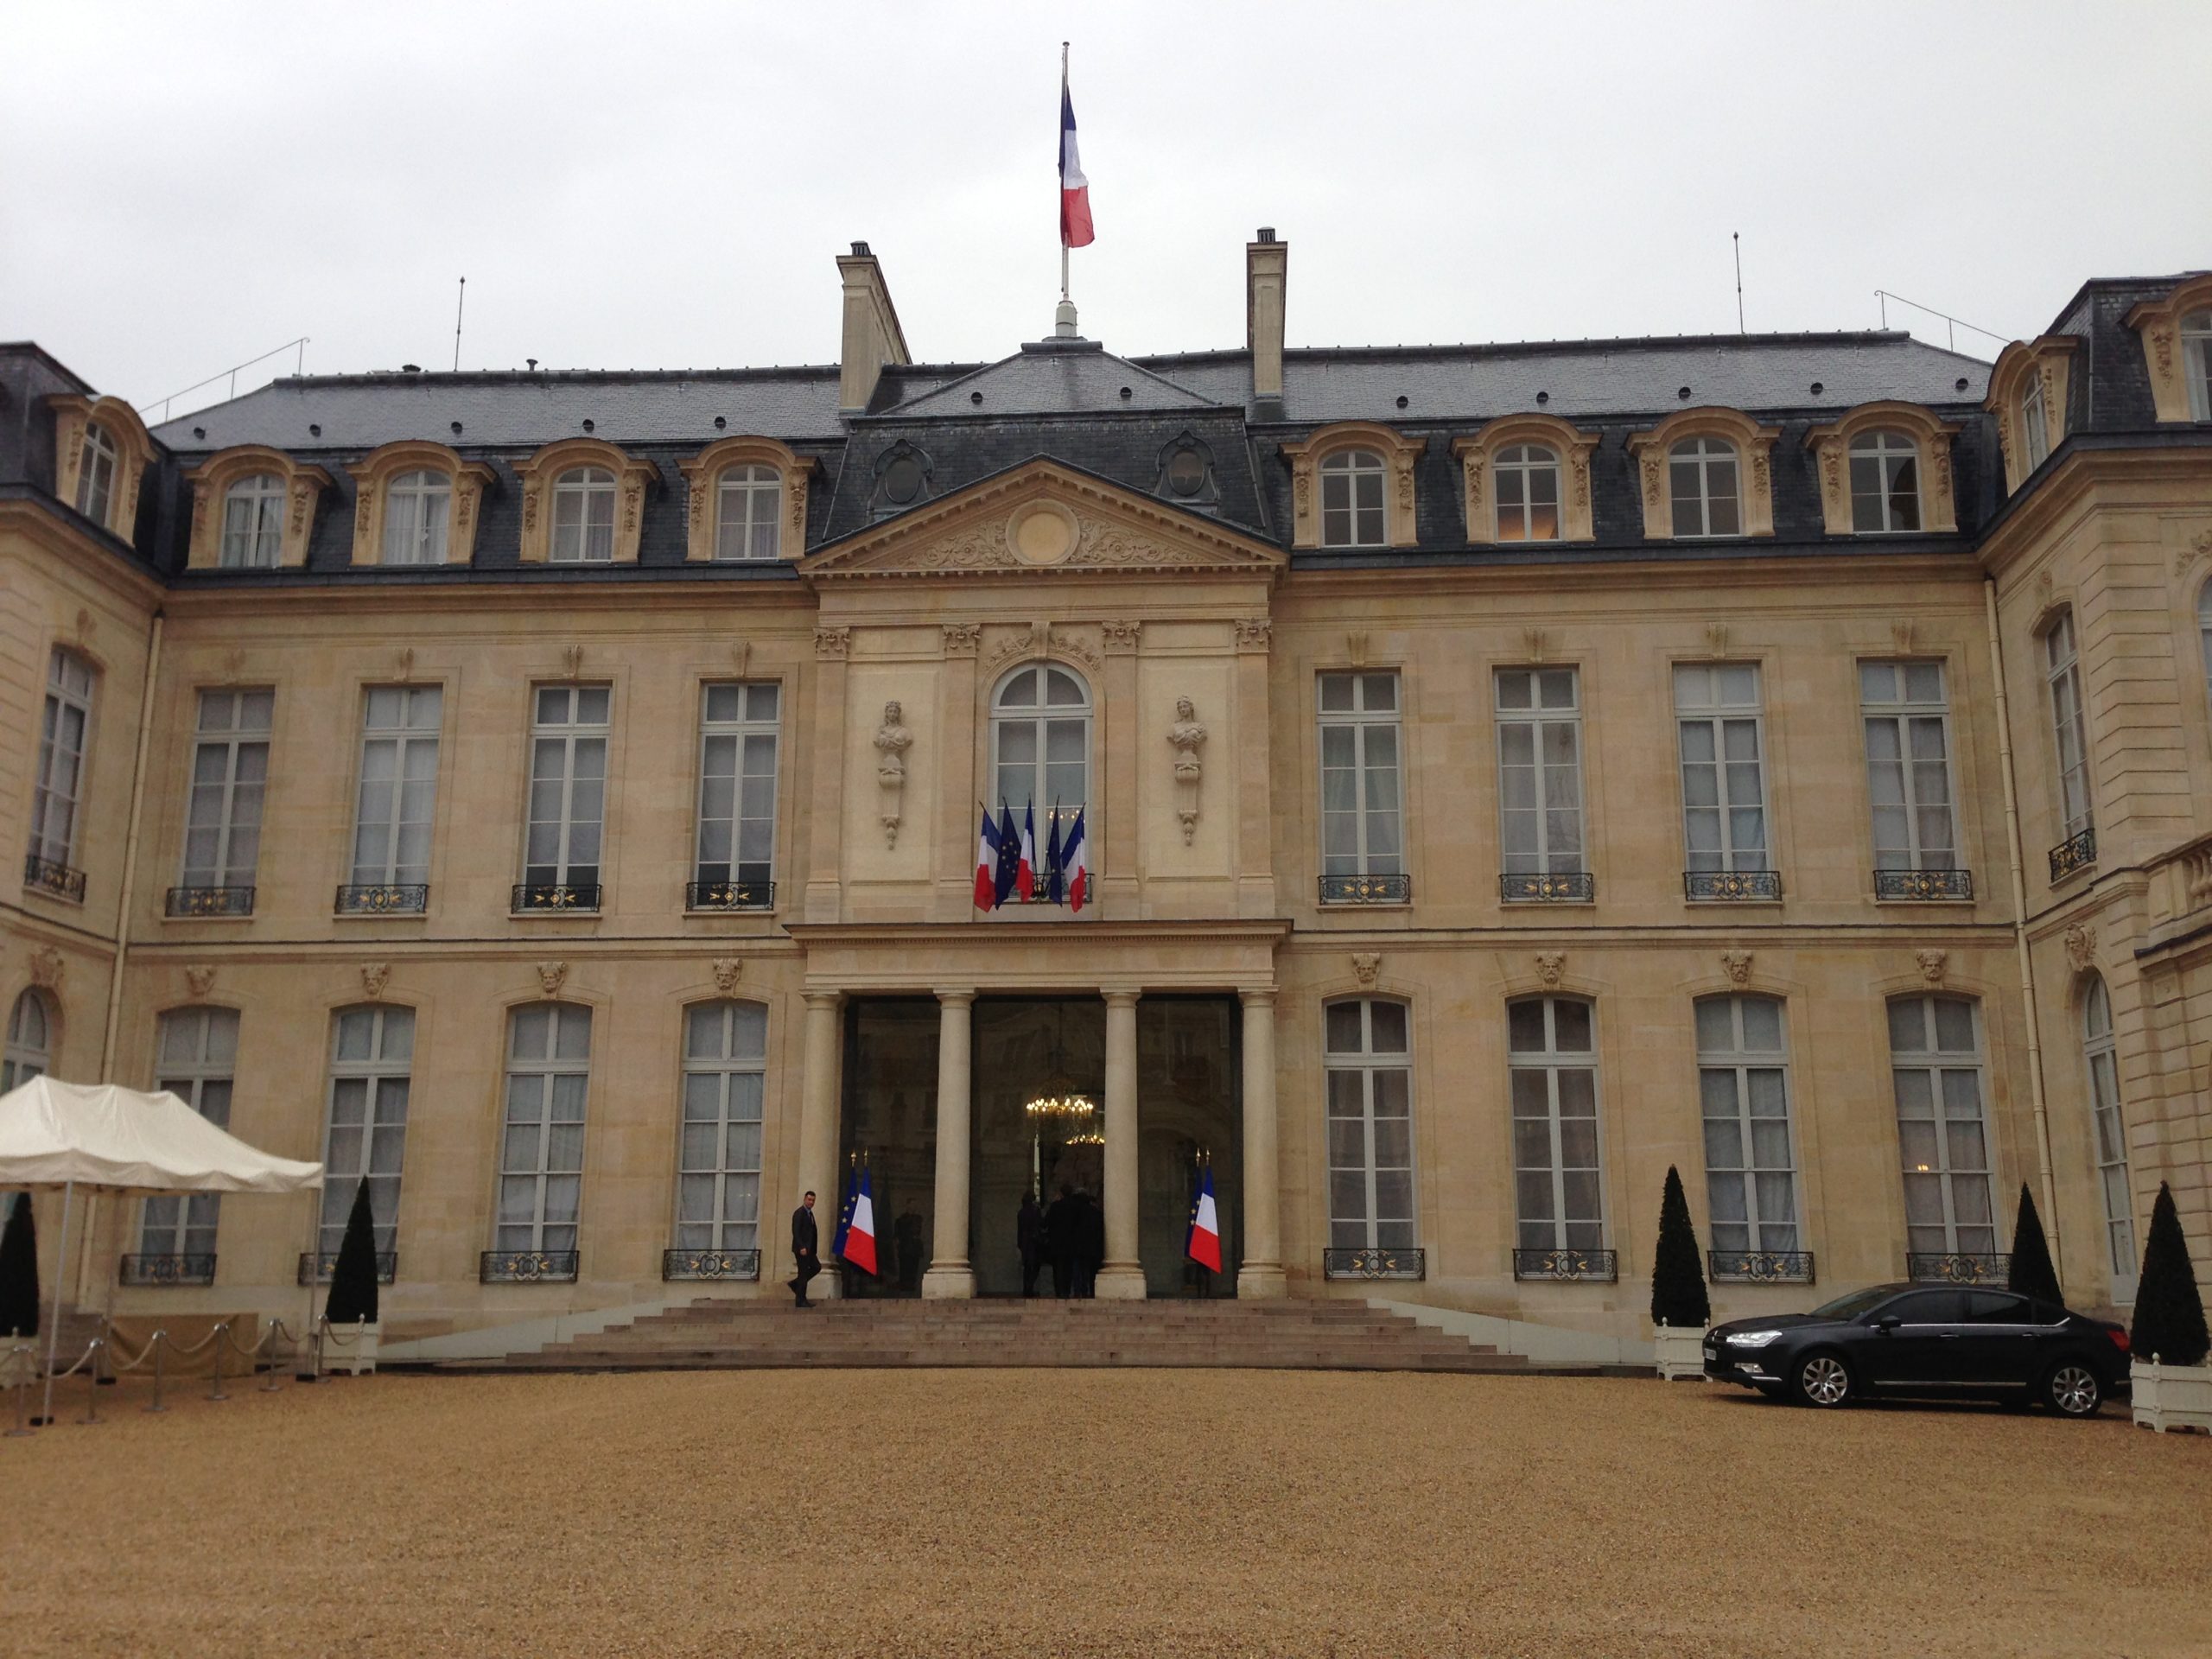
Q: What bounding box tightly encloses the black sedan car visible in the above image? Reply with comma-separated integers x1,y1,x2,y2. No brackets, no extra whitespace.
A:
1704,1282,2132,1415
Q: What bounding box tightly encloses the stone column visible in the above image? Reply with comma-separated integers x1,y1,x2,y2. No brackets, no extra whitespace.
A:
1236,988,1287,1299
1096,988,1147,1299
795,990,844,1298
922,988,976,1298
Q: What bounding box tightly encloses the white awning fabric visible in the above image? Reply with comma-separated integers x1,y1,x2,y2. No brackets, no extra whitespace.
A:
0,1077,322,1194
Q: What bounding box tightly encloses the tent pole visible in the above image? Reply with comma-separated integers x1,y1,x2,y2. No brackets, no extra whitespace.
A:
41,1179,73,1427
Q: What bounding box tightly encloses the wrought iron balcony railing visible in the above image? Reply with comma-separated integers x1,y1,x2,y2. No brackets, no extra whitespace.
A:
1319,872,1412,906
663,1247,762,1281
1709,1249,1815,1284
1500,870,1595,904
24,854,86,903
335,883,429,915
297,1250,398,1286
1684,869,1782,902
1512,1247,1618,1282
512,883,601,914
1907,1251,2012,1285
685,880,776,912
165,885,255,918
119,1253,216,1287
480,1249,580,1283
1873,868,1973,902
2048,826,2096,883
1322,1246,1426,1281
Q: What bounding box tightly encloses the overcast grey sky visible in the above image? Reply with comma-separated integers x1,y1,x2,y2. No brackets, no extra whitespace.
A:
7,1,2209,422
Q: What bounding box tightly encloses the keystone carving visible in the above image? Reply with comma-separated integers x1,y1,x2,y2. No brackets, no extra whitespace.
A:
1523,628,1548,663
874,701,912,849
536,960,569,998
2063,924,2097,972
1167,696,1207,845
1916,949,1948,987
184,964,218,999
1534,950,1565,989
29,947,64,989
359,962,391,1000
562,644,584,679
711,958,743,995
396,647,415,682
1351,951,1382,988
1720,950,1753,987
1705,623,1729,657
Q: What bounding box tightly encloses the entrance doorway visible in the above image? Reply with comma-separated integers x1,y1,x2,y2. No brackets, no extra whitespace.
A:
970,999,1104,1296
1135,997,1241,1297
838,1000,937,1298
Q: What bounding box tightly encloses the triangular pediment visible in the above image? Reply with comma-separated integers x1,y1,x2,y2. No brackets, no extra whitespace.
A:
799,460,1286,582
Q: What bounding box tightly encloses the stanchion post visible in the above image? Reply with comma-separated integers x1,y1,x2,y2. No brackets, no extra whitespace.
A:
80,1339,103,1424
5,1344,30,1437
260,1319,283,1392
207,1320,228,1402
146,1331,168,1414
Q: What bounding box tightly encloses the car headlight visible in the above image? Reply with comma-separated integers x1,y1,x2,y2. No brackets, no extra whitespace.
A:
1725,1330,1782,1349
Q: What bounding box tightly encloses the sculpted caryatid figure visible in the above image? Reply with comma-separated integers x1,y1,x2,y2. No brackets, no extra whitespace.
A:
874,701,913,785
1167,696,1207,782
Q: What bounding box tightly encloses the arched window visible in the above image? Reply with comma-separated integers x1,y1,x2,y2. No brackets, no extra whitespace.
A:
1696,995,1801,1263
551,466,617,563
715,465,782,561
1323,999,1414,1250
2,988,54,1091
676,1001,768,1255
382,470,452,564
75,423,118,524
220,474,286,568
2043,610,2093,842
2081,976,2136,1297
1319,448,1386,547
138,1008,239,1271
2187,311,2212,422
497,1002,591,1256
1508,995,1605,1251
320,1004,413,1266
1493,444,1560,542
1848,430,1921,533
2018,372,2050,470
1887,995,1996,1268
1668,436,1739,537
991,664,1090,833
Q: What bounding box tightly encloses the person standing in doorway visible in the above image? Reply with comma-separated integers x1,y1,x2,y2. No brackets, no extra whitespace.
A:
789,1191,820,1307
1046,1183,1077,1298
1074,1187,1104,1298
1017,1190,1046,1297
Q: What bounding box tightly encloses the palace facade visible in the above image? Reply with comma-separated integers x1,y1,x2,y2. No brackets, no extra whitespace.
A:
4,237,2210,1351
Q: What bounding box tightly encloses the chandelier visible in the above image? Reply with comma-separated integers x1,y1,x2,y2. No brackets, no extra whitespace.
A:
1024,1093,1096,1123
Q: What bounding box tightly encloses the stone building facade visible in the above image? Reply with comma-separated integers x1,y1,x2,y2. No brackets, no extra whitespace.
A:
3,239,2209,1351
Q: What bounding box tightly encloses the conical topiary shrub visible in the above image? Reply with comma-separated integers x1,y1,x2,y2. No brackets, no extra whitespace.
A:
1650,1165,1711,1330
2131,1183,2209,1368
323,1177,380,1327
2005,1183,2063,1305
0,1192,37,1340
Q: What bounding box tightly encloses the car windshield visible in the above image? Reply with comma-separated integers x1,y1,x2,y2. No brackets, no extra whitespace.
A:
1809,1286,1897,1320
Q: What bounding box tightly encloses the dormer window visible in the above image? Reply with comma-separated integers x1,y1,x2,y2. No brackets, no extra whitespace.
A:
2018,373,2050,470
550,466,617,563
384,470,453,564
715,465,782,561
221,474,287,568
1493,445,1560,542
1320,449,1386,547
75,423,118,523
870,442,933,518
1669,437,1739,538
1847,431,1920,533
2185,311,2212,421
1154,431,1219,511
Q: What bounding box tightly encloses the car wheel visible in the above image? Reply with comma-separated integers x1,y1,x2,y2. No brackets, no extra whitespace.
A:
2044,1362,2102,1418
1791,1351,1853,1408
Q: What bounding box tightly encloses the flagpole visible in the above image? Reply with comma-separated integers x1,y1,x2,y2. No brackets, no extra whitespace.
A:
1059,41,1071,303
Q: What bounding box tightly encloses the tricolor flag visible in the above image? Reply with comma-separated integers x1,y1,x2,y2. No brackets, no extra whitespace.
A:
994,803,1021,906
1185,1162,1222,1274
1044,807,1065,906
1059,83,1094,249
1016,803,1038,902
842,1165,880,1277
973,806,1001,911
831,1165,856,1258
1063,806,1089,912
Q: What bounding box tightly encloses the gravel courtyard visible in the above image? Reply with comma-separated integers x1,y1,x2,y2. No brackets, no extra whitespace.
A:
3,1368,2208,1657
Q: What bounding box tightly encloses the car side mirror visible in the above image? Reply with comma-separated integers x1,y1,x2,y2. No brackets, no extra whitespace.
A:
1873,1315,1902,1334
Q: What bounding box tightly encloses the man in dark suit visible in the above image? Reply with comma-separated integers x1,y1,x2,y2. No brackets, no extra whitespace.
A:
1045,1183,1077,1298
1073,1189,1104,1298
789,1191,820,1307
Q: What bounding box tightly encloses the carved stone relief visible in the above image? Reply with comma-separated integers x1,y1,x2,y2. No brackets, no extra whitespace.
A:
184,964,218,999
2063,923,2097,971
711,958,743,995
1534,950,1565,988
1351,952,1382,988
537,961,569,998
1916,949,1948,986
874,701,912,849
360,962,391,1000
1167,696,1207,845
1720,950,1752,986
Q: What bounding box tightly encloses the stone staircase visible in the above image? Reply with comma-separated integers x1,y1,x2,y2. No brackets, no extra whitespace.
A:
448,1297,1537,1374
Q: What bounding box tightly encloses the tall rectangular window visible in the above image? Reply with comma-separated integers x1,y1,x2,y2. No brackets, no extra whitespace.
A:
677,1001,766,1252
350,686,442,888
694,683,779,896
2082,978,2136,1299
321,1005,413,1259
1674,663,1768,872
1495,667,1583,875
179,689,272,892
1509,997,1605,1250
2044,613,2093,839
1318,672,1403,880
1323,1000,1414,1249
30,647,95,874
498,1003,590,1255
1889,995,1997,1261
1697,995,1800,1255
522,685,609,893
1860,661,1956,870
138,1008,239,1263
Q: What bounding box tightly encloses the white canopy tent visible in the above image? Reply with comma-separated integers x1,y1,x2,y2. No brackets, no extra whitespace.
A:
0,1076,322,1423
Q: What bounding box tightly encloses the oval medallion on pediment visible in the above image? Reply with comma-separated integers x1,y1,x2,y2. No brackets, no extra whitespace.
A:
1007,499,1079,566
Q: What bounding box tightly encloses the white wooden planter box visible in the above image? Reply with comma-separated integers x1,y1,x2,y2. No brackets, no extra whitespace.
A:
1654,1322,1707,1381
324,1320,380,1376
2131,1358,2212,1433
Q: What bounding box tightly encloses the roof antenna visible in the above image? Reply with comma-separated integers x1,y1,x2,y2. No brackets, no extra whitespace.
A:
453,276,467,372
1732,234,1745,335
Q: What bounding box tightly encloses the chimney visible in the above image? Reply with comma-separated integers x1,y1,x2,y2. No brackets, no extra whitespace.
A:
1245,227,1287,410
837,241,912,415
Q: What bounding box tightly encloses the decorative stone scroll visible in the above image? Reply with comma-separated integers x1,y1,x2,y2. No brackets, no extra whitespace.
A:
1166,696,1207,845
874,701,912,849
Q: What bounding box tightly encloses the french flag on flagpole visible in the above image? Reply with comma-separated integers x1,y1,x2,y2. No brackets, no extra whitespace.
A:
1059,73,1094,249
973,806,1001,911
842,1164,879,1277
1016,803,1038,902
1185,1161,1223,1274
1063,806,1089,912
